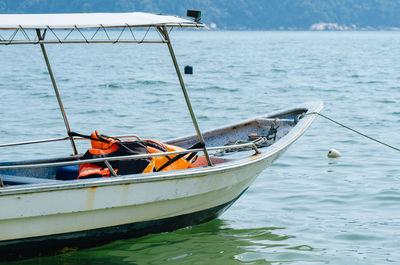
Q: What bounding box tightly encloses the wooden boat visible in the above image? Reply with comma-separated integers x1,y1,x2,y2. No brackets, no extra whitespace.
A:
0,11,323,259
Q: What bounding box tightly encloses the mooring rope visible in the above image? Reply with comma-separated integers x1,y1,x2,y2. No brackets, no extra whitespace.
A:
307,112,400,152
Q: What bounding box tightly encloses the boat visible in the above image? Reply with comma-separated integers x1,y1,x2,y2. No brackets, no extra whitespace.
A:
0,11,323,259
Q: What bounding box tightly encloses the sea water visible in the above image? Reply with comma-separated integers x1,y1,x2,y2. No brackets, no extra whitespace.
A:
0,31,399,264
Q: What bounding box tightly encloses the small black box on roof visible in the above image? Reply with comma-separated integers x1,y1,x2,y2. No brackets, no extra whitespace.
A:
187,10,201,22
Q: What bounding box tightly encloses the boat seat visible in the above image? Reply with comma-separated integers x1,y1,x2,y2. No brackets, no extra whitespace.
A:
1,174,63,185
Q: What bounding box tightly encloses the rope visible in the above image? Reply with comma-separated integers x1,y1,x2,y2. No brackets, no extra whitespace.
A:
47,26,61,43
100,24,110,40
7,29,19,45
139,27,151,44
308,112,400,152
19,25,30,41
90,27,101,40
127,24,137,40
75,26,89,43
64,28,75,40
114,26,127,43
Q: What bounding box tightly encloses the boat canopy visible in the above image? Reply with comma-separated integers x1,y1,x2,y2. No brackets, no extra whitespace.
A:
0,11,213,166
0,12,203,30
0,12,204,45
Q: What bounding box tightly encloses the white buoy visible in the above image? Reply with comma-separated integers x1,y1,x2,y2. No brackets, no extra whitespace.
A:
327,149,341,158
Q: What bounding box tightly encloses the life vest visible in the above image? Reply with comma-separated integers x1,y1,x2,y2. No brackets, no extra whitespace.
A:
77,131,197,179
143,139,196,172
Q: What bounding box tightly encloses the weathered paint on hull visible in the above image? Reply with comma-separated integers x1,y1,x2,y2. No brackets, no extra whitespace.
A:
0,154,270,239
0,152,276,260
0,188,246,260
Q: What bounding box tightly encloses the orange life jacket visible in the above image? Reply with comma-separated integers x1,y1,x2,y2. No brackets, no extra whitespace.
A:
143,139,195,172
77,131,196,179
78,131,153,179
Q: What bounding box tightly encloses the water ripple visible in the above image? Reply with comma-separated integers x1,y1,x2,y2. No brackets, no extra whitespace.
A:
1,31,400,264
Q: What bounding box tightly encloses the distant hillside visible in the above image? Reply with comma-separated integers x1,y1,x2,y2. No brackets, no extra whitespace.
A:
1,0,400,30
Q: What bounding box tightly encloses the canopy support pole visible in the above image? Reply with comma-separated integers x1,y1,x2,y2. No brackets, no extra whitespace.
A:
36,29,78,155
158,26,213,166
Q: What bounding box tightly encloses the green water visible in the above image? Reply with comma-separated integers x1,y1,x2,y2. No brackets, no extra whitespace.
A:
1,31,399,264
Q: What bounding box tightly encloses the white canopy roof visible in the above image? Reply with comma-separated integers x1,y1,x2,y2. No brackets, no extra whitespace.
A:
0,12,203,30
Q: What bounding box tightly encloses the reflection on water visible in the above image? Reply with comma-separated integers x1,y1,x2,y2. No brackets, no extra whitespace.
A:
8,220,324,265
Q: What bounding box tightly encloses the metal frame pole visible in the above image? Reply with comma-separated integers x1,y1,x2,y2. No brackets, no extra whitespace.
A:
159,26,213,166
36,29,78,155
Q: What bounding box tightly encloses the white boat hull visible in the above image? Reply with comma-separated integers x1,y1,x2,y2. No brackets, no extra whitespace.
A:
0,148,283,258
0,101,322,258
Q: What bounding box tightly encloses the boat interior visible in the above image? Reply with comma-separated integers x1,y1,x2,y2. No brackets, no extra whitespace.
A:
0,109,306,187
